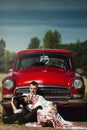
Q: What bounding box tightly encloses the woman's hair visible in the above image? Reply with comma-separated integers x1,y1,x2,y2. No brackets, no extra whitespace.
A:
15,95,29,108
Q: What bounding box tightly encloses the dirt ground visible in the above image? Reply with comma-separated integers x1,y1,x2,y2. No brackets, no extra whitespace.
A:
0,74,87,130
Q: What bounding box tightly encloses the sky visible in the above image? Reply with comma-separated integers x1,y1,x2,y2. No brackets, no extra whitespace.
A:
0,0,87,52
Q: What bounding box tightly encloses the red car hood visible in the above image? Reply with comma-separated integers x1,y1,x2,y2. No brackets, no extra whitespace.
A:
13,67,74,86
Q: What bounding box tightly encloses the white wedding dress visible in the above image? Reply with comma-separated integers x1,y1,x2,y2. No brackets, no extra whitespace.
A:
25,95,87,129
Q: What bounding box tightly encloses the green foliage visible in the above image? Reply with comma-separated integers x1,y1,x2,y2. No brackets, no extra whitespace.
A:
69,41,87,76
0,39,5,48
43,30,61,49
28,37,40,49
60,40,87,76
0,39,6,72
0,39,16,73
4,50,16,73
0,39,6,57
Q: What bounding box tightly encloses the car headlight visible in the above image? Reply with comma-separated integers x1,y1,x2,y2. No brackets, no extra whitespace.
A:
3,79,14,90
72,78,83,89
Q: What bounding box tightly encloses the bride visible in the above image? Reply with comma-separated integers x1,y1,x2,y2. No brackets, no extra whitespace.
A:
19,81,87,129
24,94,87,129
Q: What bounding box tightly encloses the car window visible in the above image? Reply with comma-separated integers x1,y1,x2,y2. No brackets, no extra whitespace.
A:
15,52,72,70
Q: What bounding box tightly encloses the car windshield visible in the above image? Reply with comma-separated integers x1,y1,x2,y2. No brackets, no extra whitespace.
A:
15,52,72,70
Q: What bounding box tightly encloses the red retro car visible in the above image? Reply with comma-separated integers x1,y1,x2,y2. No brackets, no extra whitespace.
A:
1,49,87,121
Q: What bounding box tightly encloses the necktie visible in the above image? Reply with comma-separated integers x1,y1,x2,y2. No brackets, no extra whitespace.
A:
30,94,34,99
31,95,33,99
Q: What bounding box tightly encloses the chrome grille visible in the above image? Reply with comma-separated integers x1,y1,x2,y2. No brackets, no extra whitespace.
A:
14,86,29,96
40,87,70,97
14,85,71,98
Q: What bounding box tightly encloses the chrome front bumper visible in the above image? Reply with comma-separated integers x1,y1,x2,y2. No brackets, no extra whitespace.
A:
0,100,11,105
1,99,87,107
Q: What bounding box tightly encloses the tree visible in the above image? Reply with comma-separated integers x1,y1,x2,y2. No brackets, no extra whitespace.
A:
0,39,16,72
3,50,16,73
0,39,6,72
0,39,6,56
28,37,40,49
43,30,61,49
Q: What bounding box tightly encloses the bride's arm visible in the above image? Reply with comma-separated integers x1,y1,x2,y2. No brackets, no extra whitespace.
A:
40,96,58,113
11,97,22,113
49,103,58,114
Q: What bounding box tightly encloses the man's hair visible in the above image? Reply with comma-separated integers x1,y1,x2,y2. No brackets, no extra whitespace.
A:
30,81,44,96
30,81,38,87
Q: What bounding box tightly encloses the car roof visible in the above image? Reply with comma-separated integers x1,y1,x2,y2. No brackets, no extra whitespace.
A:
16,49,72,57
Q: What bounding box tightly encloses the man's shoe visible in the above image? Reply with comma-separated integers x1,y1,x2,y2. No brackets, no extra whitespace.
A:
3,117,13,124
47,120,53,127
40,122,48,127
18,118,25,124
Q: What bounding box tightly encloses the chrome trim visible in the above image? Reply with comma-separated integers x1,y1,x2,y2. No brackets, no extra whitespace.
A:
72,94,83,98
1,99,87,106
2,94,13,98
68,99,86,103
52,99,87,104
0,100,11,105
45,96,70,98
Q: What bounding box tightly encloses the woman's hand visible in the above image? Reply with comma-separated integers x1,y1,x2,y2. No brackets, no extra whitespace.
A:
49,103,58,114
11,96,15,104
11,96,17,113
